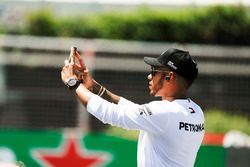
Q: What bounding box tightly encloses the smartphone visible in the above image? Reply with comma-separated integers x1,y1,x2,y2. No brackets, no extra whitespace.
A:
69,46,77,63
73,46,77,54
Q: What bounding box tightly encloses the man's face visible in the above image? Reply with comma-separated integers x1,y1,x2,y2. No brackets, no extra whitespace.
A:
147,66,169,96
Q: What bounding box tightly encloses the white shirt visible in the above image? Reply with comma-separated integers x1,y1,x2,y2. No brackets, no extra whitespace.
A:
87,95,205,167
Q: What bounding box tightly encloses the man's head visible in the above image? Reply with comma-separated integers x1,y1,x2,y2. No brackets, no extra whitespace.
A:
144,48,198,98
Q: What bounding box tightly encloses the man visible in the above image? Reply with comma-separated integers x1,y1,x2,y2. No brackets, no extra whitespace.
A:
61,47,205,167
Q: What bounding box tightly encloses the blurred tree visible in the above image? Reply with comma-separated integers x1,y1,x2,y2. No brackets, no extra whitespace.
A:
25,8,57,36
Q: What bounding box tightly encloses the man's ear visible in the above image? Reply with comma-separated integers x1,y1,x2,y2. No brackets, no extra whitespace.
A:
166,71,174,81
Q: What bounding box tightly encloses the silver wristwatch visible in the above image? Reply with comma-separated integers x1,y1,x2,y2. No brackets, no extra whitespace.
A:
66,78,82,90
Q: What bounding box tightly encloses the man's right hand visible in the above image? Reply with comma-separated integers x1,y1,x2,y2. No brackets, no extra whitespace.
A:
72,47,94,90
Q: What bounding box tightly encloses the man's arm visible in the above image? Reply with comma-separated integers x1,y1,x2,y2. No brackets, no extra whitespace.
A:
89,80,120,104
62,47,120,105
61,50,167,134
73,48,120,104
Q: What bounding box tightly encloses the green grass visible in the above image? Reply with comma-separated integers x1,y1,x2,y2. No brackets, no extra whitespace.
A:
105,110,250,140
105,126,139,141
204,109,250,135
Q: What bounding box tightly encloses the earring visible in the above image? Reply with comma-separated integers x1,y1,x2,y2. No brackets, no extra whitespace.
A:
165,75,170,80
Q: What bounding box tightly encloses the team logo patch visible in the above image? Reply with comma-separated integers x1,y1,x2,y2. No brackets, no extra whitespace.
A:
179,122,204,132
167,61,178,70
138,105,152,116
189,107,195,114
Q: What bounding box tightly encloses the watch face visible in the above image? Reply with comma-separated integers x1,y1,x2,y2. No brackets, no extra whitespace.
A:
68,78,77,87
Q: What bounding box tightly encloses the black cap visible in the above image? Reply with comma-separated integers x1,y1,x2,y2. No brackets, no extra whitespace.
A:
144,48,198,80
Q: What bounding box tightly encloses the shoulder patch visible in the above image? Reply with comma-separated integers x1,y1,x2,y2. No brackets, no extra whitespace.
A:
138,105,152,116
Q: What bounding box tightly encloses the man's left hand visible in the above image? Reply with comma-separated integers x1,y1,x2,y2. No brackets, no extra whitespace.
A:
61,52,77,84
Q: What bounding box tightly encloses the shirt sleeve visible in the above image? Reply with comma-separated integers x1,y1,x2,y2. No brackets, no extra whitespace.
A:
87,95,168,135
118,97,137,106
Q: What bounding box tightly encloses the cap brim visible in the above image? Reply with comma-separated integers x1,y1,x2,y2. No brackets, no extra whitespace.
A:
144,57,162,66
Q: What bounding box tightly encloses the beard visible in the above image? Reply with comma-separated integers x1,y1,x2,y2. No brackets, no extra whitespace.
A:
149,77,164,97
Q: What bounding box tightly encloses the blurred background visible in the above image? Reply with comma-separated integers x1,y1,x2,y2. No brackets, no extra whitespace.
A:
0,0,249,167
